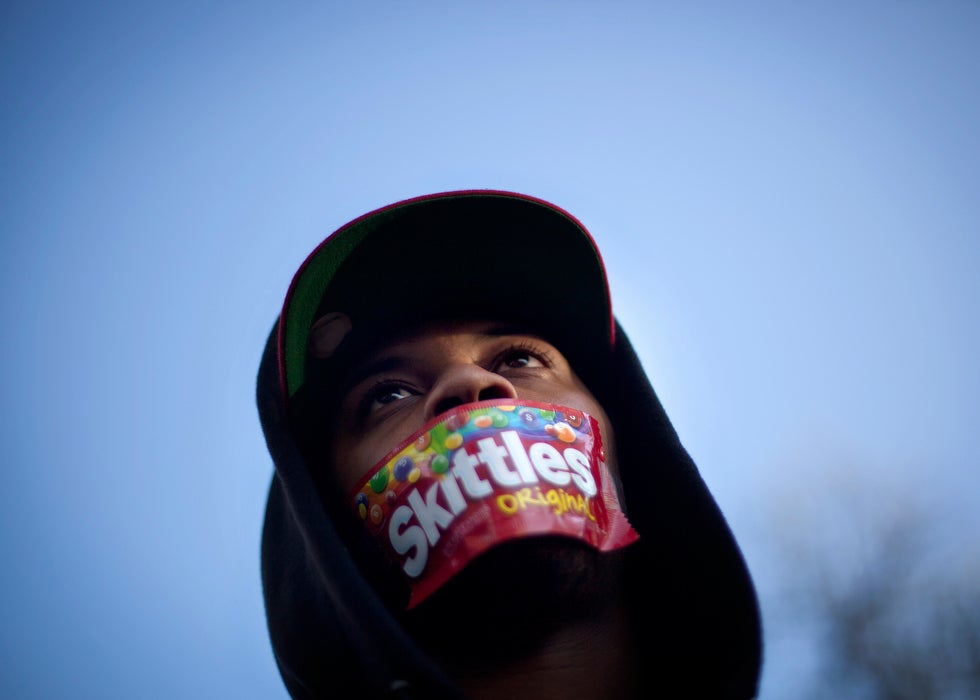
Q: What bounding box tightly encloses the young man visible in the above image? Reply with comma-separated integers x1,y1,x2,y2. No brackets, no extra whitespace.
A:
257,191,763,699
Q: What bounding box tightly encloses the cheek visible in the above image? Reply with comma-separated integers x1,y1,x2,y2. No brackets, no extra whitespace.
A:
567,392,620,479
580,406,627,509
596,416,620,477
329,439,383,497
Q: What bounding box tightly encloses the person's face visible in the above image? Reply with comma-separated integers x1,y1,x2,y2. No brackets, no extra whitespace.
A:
317,318,629,668
326,318,617,497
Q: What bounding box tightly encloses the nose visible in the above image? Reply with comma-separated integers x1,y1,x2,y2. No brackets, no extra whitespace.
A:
424,363,519,421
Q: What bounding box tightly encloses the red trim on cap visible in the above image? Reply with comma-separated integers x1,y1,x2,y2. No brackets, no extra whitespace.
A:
277,190,615,406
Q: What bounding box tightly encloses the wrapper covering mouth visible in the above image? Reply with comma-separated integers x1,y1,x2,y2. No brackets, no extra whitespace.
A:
349,399,640,608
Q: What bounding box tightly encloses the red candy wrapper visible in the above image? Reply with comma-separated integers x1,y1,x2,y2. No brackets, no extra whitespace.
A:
349,399,640,608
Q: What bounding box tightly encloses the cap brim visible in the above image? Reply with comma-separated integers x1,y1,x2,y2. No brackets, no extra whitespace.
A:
278,190,615,403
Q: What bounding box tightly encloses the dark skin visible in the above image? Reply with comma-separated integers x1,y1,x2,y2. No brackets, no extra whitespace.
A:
314,318,637,699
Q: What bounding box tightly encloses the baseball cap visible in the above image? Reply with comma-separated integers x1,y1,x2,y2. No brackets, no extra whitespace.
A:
277,189,615,405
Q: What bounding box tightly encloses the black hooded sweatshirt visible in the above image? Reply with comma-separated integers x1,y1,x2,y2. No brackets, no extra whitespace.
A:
257,312,764,699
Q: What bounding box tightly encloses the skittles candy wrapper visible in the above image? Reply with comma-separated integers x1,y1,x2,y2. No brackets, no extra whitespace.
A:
349,399,640,608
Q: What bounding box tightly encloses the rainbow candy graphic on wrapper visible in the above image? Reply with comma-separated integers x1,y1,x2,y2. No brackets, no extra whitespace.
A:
349,399,640,608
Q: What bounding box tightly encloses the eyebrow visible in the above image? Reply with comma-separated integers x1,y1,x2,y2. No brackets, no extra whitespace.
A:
339,355,410,398
337,323,551,395
483,323,537,337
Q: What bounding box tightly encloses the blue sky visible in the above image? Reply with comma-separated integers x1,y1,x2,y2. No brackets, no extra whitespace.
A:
2,2,978,697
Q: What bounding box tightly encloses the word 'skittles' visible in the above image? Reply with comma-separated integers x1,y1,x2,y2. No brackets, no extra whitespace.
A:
390,429,598,575
350,400,640,608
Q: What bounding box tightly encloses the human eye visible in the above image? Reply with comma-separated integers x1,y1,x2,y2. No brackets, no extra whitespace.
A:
494,340,554,372
338,375,421,433
364,382,415,410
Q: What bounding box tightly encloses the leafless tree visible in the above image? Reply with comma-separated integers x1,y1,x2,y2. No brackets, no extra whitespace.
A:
759,461,979,700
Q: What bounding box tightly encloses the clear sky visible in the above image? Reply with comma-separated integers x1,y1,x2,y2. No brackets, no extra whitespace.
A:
2,2,978,698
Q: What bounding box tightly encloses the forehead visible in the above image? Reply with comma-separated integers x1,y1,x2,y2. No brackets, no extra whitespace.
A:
317,318,559,399
343,318,557,373
297,311,609,425
365,318,543,352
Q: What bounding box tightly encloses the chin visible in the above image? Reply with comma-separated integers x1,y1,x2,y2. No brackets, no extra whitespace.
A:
399,536,624,670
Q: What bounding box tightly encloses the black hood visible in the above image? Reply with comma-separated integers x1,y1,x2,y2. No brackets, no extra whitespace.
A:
258,315,763,699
